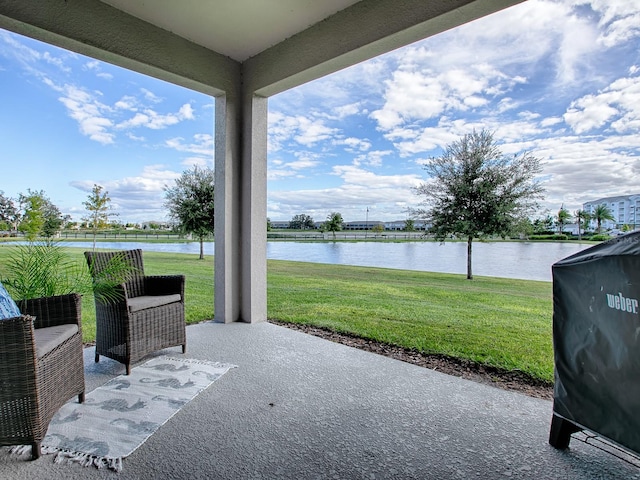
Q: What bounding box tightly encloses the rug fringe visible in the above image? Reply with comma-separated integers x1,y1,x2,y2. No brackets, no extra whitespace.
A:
8,445,122,471
44,446,123,472
8,445,32,456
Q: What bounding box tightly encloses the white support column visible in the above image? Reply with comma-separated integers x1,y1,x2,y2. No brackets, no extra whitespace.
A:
241,94,268,322
214,91,267,324
214,94,239,323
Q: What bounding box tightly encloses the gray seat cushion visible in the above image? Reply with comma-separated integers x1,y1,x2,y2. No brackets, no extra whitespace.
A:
128,294,182,313
34,324,79,358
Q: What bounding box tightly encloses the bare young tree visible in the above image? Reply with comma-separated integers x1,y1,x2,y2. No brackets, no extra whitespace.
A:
83,184,117,251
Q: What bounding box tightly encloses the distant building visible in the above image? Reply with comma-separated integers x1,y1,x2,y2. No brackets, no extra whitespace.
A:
583,194,640,231
343,220,384,231
270,221,291,229
141,221,172,230
270,218,430,231
343,220,430,231
385,220,430,231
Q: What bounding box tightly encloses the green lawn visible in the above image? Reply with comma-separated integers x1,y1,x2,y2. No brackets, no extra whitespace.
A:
0,247,554,383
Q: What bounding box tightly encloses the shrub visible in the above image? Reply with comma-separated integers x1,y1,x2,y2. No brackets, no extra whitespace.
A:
588,234,610,242
529,234,568,241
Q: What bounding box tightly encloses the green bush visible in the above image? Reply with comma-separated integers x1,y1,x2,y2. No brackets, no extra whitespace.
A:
529,234,568,241
588,234,610,241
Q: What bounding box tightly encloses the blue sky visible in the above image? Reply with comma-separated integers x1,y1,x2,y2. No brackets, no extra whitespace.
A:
1,0,639,225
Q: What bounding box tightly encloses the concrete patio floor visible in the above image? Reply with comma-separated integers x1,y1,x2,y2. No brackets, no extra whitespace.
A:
2,321,639,479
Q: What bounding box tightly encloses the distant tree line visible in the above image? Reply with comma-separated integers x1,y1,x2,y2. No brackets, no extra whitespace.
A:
0,189,69,240
0,165,217,254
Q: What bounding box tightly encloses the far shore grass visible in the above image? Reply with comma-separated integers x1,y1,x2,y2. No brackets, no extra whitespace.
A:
0,247,554,383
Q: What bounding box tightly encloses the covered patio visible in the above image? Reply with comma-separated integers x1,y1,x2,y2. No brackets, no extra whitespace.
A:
2,322,637,478
1,1,637,478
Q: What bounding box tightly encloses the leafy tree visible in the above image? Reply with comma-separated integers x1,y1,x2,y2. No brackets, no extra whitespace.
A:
0,191,18,231
322,212,343,239
508,216,534,239
538,214,554,233
532,218,545,234
164,166,215,260
592,204,615,234
413,130,543,279
574,209,591,240
18,193,44,240
83,184,117,251
556,206,571,234
372,223,384,233
267,218,272,232
18,190,64,240
404,219,415,232
289,214,315,230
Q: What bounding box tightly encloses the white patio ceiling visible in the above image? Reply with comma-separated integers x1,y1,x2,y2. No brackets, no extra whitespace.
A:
100,0,363,63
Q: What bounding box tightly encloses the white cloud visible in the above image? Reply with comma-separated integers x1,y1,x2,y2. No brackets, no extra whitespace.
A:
268,166,423,221
529,133,640,210
564,94,618,133
117,103,195,130
0,30,72,78
339,137,372,152
369,62,526,131
178,103,194,120
83,60,100,71
294,116,338,146
182,156,209,168
83,60,112,79
267,152,322,180
70,165,183,221
57,84,115,144
353,150,392,167
563,74,640,133
589,0,640,47
287,159,320,170
331,102,364,119
554,9,600,84
141,88,162,103
541,116,564,127
268,112,340,151
126,132,146,141
115,96,138,111
165,133,214,158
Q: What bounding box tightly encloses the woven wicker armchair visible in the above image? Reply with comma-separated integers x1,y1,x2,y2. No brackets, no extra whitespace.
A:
0,294,85,460
84,249,186,375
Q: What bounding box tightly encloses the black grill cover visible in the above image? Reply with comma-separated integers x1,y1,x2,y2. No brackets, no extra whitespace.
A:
552,231,640,454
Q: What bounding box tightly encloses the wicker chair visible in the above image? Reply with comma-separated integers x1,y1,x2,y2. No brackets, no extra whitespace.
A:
0,294,85,460
84,249,186,375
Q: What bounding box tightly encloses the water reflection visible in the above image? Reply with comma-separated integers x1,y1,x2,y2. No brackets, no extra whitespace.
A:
42,240,592,282
266,241,590,281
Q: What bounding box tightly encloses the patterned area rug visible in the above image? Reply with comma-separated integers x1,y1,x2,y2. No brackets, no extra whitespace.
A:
23,356,235,471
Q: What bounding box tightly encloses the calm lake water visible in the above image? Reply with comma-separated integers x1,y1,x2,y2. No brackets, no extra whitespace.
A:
48,240,592,282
